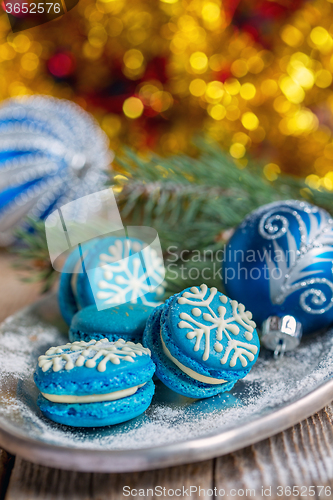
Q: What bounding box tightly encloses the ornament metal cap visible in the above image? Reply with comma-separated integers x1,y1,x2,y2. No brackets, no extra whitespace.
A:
261,315,303,359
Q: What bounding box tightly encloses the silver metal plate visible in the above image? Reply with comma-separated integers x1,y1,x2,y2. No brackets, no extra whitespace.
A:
1,294,333,472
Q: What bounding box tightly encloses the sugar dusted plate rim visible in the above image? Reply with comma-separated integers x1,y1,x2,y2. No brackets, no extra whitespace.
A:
0,293,332,472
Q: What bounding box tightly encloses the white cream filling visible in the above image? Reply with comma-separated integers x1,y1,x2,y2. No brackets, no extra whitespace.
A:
42,383,145,404
160,335,227,385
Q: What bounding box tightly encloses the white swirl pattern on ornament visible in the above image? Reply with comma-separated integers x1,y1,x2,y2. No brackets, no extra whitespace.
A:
258,200,333,315
177,284,258,368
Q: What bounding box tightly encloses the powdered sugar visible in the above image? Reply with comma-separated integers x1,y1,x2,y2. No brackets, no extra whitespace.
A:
0,295,333,453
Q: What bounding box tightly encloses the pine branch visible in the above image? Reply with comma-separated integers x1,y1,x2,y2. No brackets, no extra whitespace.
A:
12,140,333,293
113,141,333,255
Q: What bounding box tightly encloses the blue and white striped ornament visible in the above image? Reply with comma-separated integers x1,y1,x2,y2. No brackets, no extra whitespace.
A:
0,96,112,245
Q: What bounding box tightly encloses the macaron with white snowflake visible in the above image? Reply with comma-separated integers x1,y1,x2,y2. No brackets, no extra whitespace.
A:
69,303,156,343
143,284,260,399
34,338,155,427
58,236,165,325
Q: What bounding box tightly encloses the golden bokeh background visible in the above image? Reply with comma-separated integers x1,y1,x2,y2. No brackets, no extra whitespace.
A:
1,0,333,187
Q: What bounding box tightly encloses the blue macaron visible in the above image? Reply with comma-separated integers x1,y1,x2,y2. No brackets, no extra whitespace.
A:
34,338,155,427
58,236,165,325
58,241,96,326
143,284,260,399
69,303,156,343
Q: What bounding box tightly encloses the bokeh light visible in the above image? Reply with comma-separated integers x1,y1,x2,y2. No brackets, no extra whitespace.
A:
123,97,144,119
241,112,259,131
1,0,333,182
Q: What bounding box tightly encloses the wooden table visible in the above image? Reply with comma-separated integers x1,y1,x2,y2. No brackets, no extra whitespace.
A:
1,252,333,500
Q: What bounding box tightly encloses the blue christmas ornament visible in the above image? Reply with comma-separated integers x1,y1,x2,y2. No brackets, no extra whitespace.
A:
0,96,111,245
223,200,333,355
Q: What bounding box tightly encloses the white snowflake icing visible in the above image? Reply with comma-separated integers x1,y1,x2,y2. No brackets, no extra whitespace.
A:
38,338,151,373
177,284,258,368
259,201,333,315
95,238,165,307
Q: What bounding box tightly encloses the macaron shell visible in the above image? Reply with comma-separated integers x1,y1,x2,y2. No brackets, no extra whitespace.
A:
37,379,155,427
164,285,260,378
161,306,244,382
34,344,155,396
58,240,96,325
58,249,81,326
69,303,156,344
143,306,235,399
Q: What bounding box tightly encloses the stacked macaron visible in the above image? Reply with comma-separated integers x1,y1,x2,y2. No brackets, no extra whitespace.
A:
58,235,165,325
34,338,155,427
44,234,164,427
36,281,260,428
69,303,156,343
143,284,260,398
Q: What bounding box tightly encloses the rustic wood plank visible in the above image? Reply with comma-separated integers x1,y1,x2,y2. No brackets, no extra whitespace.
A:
214,404,333,499
5,459,213,500
91,460,213,499
5,458,92,500
0,450,15,500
